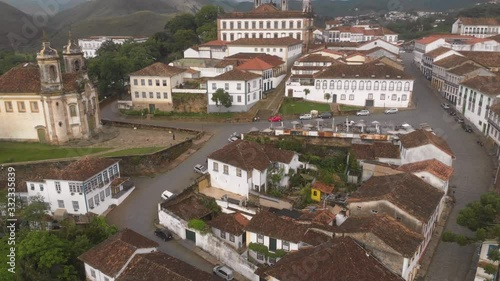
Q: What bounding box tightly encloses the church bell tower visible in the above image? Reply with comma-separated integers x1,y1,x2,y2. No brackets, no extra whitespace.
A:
37,32,62,92
62,31,85,74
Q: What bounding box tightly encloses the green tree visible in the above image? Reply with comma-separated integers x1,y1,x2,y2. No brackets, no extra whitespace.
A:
173,29,200,52
0,50,34,75
197,22,218,43
211,88,232,111
195,5,223,27
304,88,310,100
20,195,49,230
165,13,196,34
443,193,500,245
324,93,331,103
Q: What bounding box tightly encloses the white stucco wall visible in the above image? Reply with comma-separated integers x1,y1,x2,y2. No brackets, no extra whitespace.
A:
401,144,453,166
208,159,251,197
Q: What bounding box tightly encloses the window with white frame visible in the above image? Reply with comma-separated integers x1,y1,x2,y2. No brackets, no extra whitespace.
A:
315,80,320,89
223,165,229,175
55,182,61,192
374,81,379,90
220,231,226,239
380,94,385,100
389,82,394,91
225,83,229,90
359,81,364,90
212,83,216,90
213,162,219,172
40,184,44,191
396,82,402,91
163,92,168,99
351,81,356,90
322,80,327,89
30,184,35,191
344,80,349,90
329,80,334,89
91,269,96,278
105,187,111,197
229,234,235,242
402,94,407,101
257,234,264,243
381,81,387,90
366,81,372,90
282,241,290,251
368,93,373,99
58,200,65,208
100,191,105,201
337,80,342,89
236,168,242,177
404,82,410,91
72,201,79,210
349,94,354,100
94,195,99,205
88,198,94,209
392,94,397,100
341,94,346,100
237,83,241,90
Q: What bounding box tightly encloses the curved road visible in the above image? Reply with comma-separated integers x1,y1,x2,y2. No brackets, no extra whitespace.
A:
102,53,494,280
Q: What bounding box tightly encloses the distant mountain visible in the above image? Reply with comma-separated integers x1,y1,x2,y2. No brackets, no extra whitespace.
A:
0,0,88,14
0,2,37,52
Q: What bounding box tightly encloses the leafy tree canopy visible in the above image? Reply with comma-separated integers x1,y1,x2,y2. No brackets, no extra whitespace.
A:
211,88,232,109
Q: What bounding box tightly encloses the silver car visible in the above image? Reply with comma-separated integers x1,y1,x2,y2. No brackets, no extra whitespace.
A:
384,108,398,114
213,265,234,280
194,164,208,174
356,110,370,116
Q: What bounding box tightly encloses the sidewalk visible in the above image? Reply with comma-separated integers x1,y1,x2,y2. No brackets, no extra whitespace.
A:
416,197,454,280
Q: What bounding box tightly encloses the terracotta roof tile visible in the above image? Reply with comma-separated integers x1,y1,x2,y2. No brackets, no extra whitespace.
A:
433,54,469,68
211,69,260,81
460,75,500,96
208,140,295,172
398,159,453,181
460,51,500,68
200,40,227,47
425,47,453,59
298,54,338,63
227,37,302,46
236,57,274,70
78,229,158,277
299,209,336,225
300,228,333,246
447,63,482,76
459,17,500,26
326,20,342,25
312,181,334,194
490,103,500,116
315,62,411,79
220,4,312,19
415,34,474,45
209,213,249,236
259,237,404,281
245,210,308,243
336,215,424,257
130,62,186,77
399,129,455,157
352,142,400,160
116,252,218,281
349,173,445,222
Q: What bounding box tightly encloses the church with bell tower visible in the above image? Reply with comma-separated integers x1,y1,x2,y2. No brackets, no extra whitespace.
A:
0,33,101,144
217,0,314,48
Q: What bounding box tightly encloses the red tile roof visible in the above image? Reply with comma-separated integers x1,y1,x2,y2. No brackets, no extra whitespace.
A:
245,210,308,243
314,61,411,79
78,229,158,278
336,215,424,257
236,57,274,70
211,69,261,81
460,75,500,96
398,159,453,181
299,209,336,225
433,54,469,69
209,213,249,236
415,34,474,45
460,51,500,68
130,62,186,77
399,129,455,157
312,181,334,194
447,63,482,76
116,252,219,281
490,103,500,116
425,47,453,59
208,140,296,172
259,237,405,281
227,37,302,46
458,17,500,26
349,173,445,222
200,40,227,47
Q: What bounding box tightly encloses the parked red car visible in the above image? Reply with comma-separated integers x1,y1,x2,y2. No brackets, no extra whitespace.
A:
268,115,283,122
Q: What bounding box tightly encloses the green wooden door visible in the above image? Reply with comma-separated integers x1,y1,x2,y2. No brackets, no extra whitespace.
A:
186,229,196,243
37,128,47,143
269,237,277,251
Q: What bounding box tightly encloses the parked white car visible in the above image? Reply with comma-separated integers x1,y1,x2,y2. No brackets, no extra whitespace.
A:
384,108,398,114
194,164,208,174
356,110,370,116
299,113,312,120
161,190,176,201
213,265,234,280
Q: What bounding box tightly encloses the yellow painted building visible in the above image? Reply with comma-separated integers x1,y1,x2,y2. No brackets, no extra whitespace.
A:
311,181,334,202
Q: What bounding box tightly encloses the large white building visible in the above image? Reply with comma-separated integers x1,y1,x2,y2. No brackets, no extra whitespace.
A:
207,140,302,198
235,55,286,92
78,36,148,58
323,26,398,43
207,69,262,112
452,17,500,38
129,63,186,112
286,62,414,108
487,103,500,158
458,76,500,135
226,37,303,68
0,36,101,144
217,0,313,45
20,158,134,217
183,40,228,60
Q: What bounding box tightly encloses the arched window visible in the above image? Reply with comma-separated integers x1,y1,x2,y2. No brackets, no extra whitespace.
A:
297,21,302,28
359,81,364,90
396,82,402,91
374,81,379,90
337,80,342,89
315,80,320,89
322,80,327,89
351,80,356,90
69,104,77,117
344,80,349,90
330,80,334,89
404,82,410,91
48,65,57,81
296,33,301,40
389,81,394,91
366,81,372,90
381,81,387,91
74,60,81,71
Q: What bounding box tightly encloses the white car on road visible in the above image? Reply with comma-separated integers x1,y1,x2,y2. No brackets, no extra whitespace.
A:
161,190,176,201
194,164,208,175
356,110,370,116
384,108,398,114
299,113,312,120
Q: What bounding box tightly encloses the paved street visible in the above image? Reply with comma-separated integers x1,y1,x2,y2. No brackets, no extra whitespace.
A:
102,53,495,280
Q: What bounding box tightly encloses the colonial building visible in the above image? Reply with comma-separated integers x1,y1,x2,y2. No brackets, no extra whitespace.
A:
399,129,455,166
129,62,186,112
20,158,134,217
206,69,262,112
207,140,302,197
183,40,228,60
0,36,101,144
235,55,286,92
458,76,500,135
487,103,500,157
217,0,314,46
421,47,461,80
209,212,249,250
226,37,303,68
452,17,500,38
78,36,148,58
286,61,414,108
323,26,398,43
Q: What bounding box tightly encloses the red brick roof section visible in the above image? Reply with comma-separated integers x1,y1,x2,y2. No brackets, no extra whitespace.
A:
459,17,500,26
130,62,186,77
349,173,445,222
312,181,334,194
208,140,295,172
314,61,412,79
335,215,424,257
460,75,500,96
399,129,455,157
78,228,158,278
259,237,404,281
0,63,41,93
208,213,249,236
398,159,454,181
245,210,308,243
425,47,452,59
212,69,261,81
116,252,219,281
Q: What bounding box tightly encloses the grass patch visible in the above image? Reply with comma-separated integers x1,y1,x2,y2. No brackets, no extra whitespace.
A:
339,104,363,111
0,142,110,164
100,147,165,157
279,98,331,115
